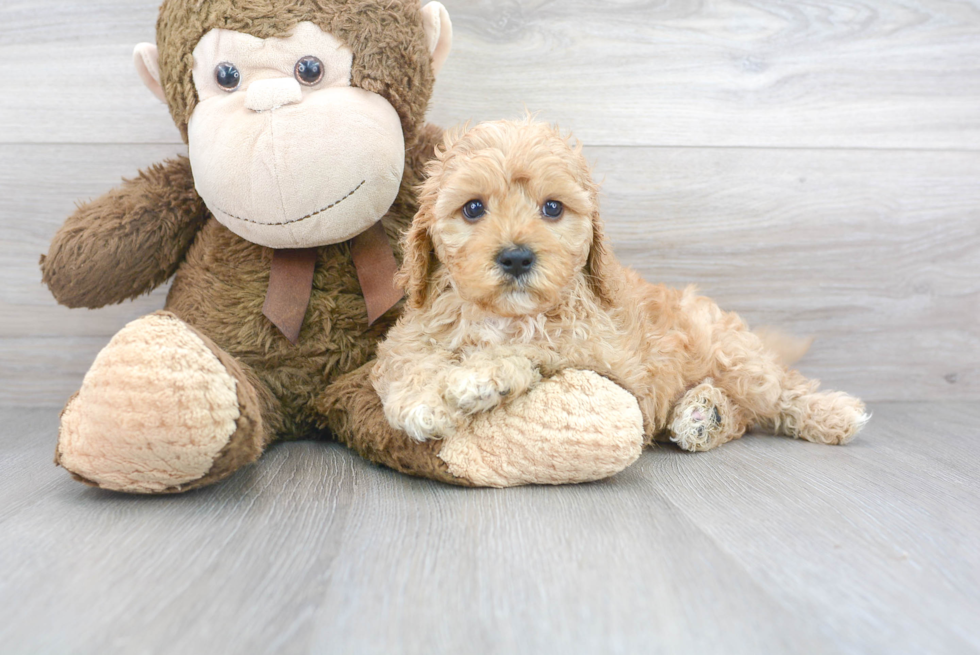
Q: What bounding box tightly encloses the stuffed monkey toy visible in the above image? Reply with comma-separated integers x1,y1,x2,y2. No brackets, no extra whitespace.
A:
40,0,644,493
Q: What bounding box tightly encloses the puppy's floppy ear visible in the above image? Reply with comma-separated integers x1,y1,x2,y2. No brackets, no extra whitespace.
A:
586,207,617,306
398,145,456,308
566,132,616,306
396,199,436,309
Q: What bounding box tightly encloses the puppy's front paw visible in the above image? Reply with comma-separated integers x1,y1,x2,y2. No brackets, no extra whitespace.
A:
401,404,458,442
444,370,510,415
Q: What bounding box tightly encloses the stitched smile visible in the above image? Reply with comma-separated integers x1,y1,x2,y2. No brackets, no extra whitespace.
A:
213,180,366,226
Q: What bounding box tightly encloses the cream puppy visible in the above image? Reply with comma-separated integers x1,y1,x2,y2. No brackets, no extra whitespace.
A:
372,119,869,452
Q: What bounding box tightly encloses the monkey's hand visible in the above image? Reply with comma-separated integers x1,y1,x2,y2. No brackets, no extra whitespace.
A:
40,156,208,309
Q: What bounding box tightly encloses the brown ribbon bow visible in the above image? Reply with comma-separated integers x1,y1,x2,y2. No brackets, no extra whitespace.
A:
262,221,404,344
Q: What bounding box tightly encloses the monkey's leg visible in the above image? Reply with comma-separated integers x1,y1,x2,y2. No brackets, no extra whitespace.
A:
320,366,644,488
668,380,748,452
317,363,470,485
55,311,279,494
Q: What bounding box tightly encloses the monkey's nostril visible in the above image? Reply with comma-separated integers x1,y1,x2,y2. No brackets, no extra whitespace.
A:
496,246,536,279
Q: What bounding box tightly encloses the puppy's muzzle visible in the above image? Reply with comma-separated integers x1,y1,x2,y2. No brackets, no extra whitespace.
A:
496,246,536,280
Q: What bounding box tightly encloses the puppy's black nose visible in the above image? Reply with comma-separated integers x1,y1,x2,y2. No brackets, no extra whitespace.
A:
496,246,536,278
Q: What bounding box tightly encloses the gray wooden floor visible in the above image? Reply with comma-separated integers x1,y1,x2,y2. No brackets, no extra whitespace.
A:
2,404,979,655
2,1,979,653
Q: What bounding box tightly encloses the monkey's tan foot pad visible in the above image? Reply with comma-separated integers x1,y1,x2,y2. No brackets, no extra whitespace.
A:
437,369,643,487
670,381,740,453
56,312,245,494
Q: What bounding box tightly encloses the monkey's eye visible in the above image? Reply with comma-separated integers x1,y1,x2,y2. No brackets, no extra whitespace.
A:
295,56,324,86
215,62,241,91
462,200,486,222
542,200,564,220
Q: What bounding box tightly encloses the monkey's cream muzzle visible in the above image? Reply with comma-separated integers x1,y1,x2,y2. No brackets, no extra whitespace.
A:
244,78,303,112
186,23,406,249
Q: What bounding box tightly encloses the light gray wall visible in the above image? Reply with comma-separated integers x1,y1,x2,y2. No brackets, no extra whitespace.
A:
1,0,978,406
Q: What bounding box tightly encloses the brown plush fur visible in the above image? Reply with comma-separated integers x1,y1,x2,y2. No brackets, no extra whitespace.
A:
42,1,468,490
315,363,468,486
374,119,870,451
175,316,277,492
41,156,208,309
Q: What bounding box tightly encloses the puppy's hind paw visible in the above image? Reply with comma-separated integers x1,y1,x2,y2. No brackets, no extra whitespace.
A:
669,381,744,452
671,405,725,452
792,392,870,445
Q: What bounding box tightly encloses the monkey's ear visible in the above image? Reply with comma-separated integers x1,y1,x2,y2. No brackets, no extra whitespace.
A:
133,43,167,104
422,2,453,76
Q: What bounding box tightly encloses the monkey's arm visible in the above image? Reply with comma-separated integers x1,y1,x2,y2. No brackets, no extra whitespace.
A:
40,156,208,309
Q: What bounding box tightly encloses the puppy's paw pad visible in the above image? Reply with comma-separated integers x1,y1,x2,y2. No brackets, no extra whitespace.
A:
671,400,724,452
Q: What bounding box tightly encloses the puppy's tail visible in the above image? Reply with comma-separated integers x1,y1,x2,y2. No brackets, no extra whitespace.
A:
754,327,813,367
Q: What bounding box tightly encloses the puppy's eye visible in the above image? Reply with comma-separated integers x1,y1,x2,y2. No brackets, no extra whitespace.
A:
215,62,242,91
542,200,564,220
295,56,324,86
462,199,486,222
